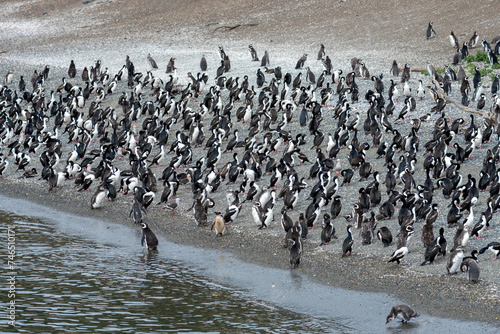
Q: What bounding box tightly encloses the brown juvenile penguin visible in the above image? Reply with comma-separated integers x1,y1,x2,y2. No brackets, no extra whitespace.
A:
211,211,226,236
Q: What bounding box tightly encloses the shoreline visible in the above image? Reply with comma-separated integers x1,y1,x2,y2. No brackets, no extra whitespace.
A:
0,171,499,326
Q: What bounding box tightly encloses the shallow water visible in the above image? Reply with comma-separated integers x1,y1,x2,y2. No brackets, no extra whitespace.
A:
0,195,497,333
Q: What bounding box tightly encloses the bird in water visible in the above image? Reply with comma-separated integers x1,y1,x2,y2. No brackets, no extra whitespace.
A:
141,222,158,251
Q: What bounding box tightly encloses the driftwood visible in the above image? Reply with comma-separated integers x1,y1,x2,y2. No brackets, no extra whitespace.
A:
430,77,496,123
212,23,258,34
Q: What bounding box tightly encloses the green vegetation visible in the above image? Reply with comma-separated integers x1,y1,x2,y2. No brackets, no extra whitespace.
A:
421,70,429,76
464,51,489,63
436,68,445,75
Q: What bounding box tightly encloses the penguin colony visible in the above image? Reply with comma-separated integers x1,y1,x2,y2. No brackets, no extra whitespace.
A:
1,29,500,290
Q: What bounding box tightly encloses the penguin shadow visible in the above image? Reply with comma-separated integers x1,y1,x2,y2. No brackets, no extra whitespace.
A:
386,320,419,332
288,269,303,289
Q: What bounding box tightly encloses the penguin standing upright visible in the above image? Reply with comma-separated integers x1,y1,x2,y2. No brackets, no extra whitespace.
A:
211,211,227,236
320,214,335,245
68,60,77,78
249,45,259,61
426,22,436,39
141,222,158,251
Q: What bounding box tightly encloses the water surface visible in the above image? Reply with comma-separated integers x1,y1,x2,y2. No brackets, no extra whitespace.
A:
0,195,497,333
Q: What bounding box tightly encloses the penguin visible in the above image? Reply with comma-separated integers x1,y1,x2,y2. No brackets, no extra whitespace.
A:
342,225,354,257
386,304,419,324
261,50,270,67
287,236,302,269
90,186,109,209
317,43,325,60
449,30,460,49
469,31,479,48
421,217,434,248
141,222,158,251
68,60,77,78
320,214,335,245
295,54,308,69
426,22,436,39
447,246,464,274
248,44,259,61
479,242,500,260
147,53,158,69
360,213,375,245
390,60,399,77
211,211,227,236
377,226,393,247
200,55,208,72
461,257,480,284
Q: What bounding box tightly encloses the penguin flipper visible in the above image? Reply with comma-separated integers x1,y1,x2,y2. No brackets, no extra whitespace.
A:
141,233,145,247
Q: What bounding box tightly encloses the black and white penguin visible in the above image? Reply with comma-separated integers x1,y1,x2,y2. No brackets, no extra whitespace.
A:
449,30,460,49
141,222,158,251
426,22,436,39
377,226,393,247
287,236,302,269
320,214,335,245
479,242,500,260
90,186,109,209
342,225,354,257
386,304,419,324
295,54,308,69
317,44,325,60
447,246,464,274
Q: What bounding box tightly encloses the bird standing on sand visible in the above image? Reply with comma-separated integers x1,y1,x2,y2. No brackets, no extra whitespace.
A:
342,225,354,257
426,22,436,39
68,60,76,78
165,198,181,214
147,53,158,69
211,211,227,236
386,304,419,324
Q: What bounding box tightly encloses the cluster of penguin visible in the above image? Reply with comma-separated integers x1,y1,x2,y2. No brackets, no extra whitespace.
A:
1,30,500,288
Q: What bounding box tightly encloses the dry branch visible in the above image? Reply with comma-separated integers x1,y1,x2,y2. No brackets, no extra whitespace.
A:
212,23,258,34
430,77,496,122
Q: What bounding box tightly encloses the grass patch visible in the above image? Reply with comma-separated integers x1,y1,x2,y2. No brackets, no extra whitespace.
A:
436,68,445,75
475,51,489,62
421,70,429,76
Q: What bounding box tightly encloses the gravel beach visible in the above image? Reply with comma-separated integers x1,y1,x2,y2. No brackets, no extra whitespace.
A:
1,0,500,327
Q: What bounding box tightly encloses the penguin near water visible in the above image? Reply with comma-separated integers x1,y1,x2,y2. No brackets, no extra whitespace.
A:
90,186,109,209
211,211,227,236
386,304,419,324
141,222,158,251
